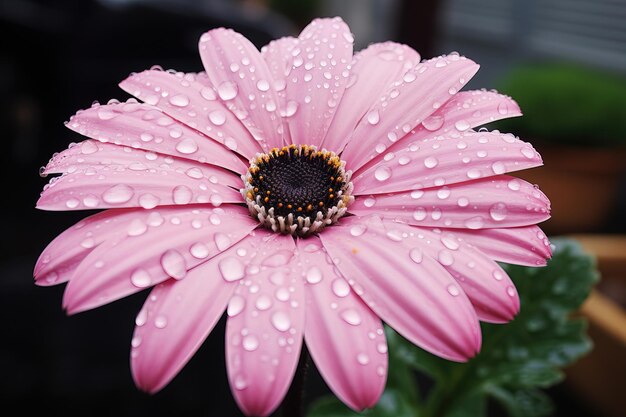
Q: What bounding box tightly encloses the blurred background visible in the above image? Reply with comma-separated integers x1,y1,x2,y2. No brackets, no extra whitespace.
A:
1,0,625,416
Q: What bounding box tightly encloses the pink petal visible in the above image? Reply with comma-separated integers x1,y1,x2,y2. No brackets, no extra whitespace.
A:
322,42,420,153
341,54,480,171
261,36,299,145
119,70,261,159
62,205,257,314
357,90,522,174
65,100,245,173
37,143,242,211
320,215,481,361
131,232,268,393
225,234,303,417
34,209,141,286
445,225,552,266
297,237,386,411
352,130,544,195
380,222,519,323
282,17,354,148
199,28,284,151
350,175,550,229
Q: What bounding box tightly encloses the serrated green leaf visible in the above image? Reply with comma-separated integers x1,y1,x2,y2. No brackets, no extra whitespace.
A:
486,386,554,417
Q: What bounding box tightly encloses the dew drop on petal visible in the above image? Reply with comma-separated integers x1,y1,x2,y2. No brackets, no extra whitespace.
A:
357,353,370,365
139,193,160,209
363,197,376,207
438,250,454,266
305,267,323,284
489,202,508,221
422,115,444,131
169,94,189,107
227,295,246,317
507,179,521,191
424,157,438,168
447,284,460,296
172,185,193,204
242,335,259,351
176,138,199,154
217,81,238,100
350,224,367,236
340,308,362,326
491,161,506,174
409,248,423,263
455,120,470,131
255,295,272,311
130,269,152,288
190,242,210,259
374,166,392,182
219,257,245,282
161,249,187,279
154,315,168,329
413,208,427,221
366,109,380,125
208,110,226,126
271,311,291,332
464,216,484,229
102,184,134,204
214,233,232,251
332,278,350,297
127,219,148,236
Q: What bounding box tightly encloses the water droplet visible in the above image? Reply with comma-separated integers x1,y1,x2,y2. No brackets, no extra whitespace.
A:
169,94,189,107
219,257,245,281
102,184,134,204
161,249,187,279
422,115,444,131
377,343,388,354
424,157,438,168
256,79,270,92
457,197,469,207
271,311,291,332
374,166,391,182
489,203,508,221
493,270,504,281
255,295,272,311
447,284,460,296
127,219,148,236
366,110,380,125
65,198,80,209
398,156,411,165
190,242,210,259
200,87,216,100
227,295,246,317
208,110,226,126
410,190,424,199
306,267,323,284
441,235,460,250
350,224,367,237
341,308,362,326
138,193,159,209
242,334,259,351
521,147,535,159
154,315,168,329
332,279,350,297
283,101,298,117
438,250,454,266
81,141,99,154
131,269,152,288
97,108,117,120
507,179,521,191
464,216,484,229
386,230,403,242
409,248,423,263
437,187,451,199
413,208,427,221
176,138,199,154
172,185,193,204
214,233,232,251
356,353,370,365
506,286,516,297
342,31,355,43
455,120,470,131
491,161,506,174
363,197,376,207
217,81,238,100
497,101,509,115
466,169,481,179
234,374,248,390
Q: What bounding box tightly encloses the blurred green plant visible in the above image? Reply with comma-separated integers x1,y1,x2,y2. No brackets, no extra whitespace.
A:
307,238,598,417
494,65,626,147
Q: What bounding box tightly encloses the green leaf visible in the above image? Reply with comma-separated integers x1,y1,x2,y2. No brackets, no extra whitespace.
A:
306,389,419,417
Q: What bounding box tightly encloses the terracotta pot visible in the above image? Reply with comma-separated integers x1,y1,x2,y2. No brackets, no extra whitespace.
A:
516,146,626,235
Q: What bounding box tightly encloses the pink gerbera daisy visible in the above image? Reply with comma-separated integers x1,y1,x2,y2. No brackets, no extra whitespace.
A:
35,17,551,417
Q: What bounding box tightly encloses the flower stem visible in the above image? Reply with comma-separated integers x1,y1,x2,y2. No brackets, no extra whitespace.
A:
280,345,309,417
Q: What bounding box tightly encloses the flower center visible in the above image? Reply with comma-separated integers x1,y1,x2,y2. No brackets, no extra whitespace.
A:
242,145,353,236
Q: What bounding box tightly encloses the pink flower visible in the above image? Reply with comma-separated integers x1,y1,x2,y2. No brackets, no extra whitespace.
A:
35,17,551,417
